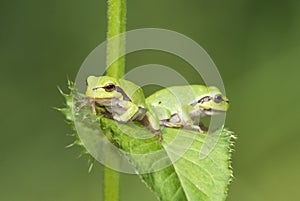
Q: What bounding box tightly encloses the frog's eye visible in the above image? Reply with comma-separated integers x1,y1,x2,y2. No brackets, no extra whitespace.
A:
103,83,116,92
213,94,224,103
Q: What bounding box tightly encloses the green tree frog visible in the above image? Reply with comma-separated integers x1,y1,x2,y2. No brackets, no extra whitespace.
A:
84,76,161,140
146,85,229,132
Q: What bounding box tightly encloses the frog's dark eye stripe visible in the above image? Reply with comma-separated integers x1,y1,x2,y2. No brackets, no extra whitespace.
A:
91,84,132,102
115,86,131,101
91,83,116,91
190,96,211,106
92,86,102,91
198,96,211,104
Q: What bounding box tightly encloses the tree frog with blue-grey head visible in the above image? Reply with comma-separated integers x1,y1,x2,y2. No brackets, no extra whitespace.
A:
146,85,229,132
83,76,162,140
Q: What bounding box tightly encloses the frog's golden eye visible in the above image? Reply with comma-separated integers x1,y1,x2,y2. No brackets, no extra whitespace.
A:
103,83,116,92
213,94,224,103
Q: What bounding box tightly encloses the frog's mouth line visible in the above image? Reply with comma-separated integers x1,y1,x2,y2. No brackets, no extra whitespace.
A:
203,108,226,115
93,97,120,105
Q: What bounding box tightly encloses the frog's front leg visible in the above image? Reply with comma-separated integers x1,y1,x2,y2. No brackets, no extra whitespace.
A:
160,114,182,128
188,108,208,133
112,101,140,123
172,106,207,133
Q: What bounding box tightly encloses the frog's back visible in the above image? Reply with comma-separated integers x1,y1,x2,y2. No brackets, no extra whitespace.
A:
146,85,208,111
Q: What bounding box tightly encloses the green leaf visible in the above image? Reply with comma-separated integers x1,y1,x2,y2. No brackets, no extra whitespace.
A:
60,85,234,201
101,118,234,201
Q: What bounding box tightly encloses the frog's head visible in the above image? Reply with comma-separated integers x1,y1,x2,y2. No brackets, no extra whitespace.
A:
194,86,229,115
85,76,123,100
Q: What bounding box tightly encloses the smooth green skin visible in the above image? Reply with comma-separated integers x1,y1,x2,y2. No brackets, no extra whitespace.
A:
146,85,229,131
85,76,160,132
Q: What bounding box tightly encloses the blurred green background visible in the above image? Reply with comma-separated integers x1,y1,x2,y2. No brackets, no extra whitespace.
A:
1,0,299,200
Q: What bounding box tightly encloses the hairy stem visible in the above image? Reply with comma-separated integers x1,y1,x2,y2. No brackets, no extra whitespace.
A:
106,0,126,79
104,0,126,201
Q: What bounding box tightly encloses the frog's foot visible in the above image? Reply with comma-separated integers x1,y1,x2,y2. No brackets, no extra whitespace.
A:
140,116,163,142
74,97,93,113
74,96,107,115
74,102,86,113
182,124,208,134
182,124,201,132
160,120,182,128
154,130,163,142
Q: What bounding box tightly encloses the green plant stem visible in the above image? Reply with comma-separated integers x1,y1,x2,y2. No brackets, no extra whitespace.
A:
104,167,120,201
104,0,126,201
106,0,126,79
